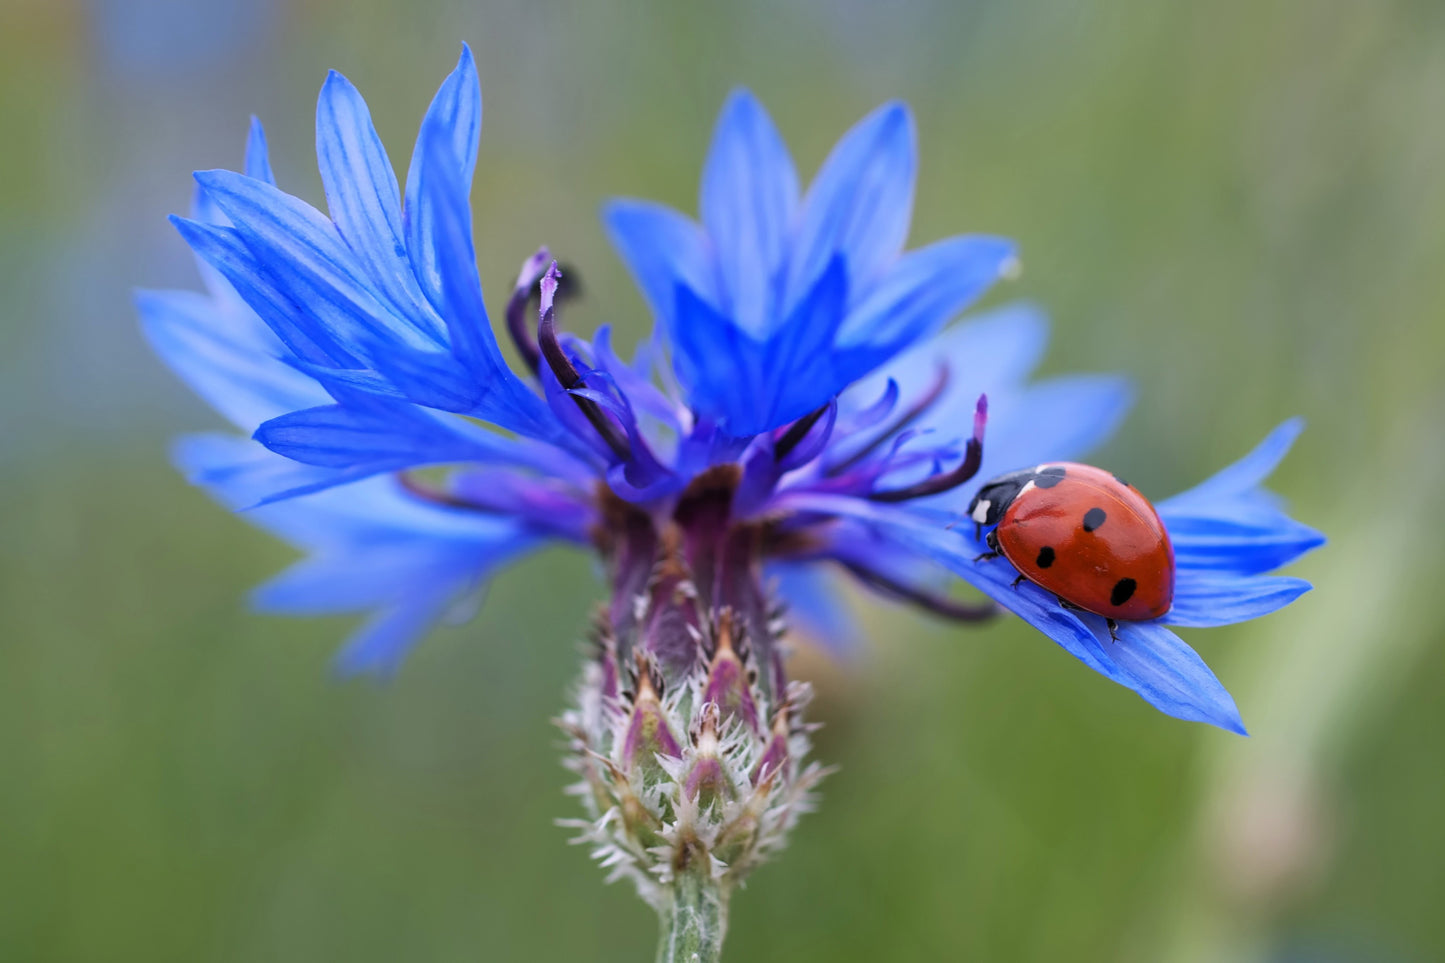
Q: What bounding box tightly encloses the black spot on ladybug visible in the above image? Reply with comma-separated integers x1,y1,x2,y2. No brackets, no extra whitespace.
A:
1112,473,1130,487
1035,466,1066,489
1111,578,1137,606
1036,546,1056,569
1082,507,1107,532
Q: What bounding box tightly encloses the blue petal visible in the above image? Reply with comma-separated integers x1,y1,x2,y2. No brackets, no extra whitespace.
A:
602,199,717,335
748,256,851,431
253,397,524,476
672,256,849,435
250,469,532,547
410,120,571,443
777,495,1245,733
842,302,1051,419
1166,571,1313,628
1161,419,1305,512
836,235,1016,354
168,216,354,366
173,433,364,509
968,374,1134,493
137,288,329,431
591,326,681,432
669,285,761,424
256,550,476,614
835,303,1131,506
405,44,482,312
768,562,862,656
1164,513,1326,577
1159,420,1325,575
932,528,1246,733
187,173,440,356
250,505,534,622
316,71,428,324
701,89,799,338
234,474,540,677
179,431,544,678
330,595,457,677
784,101,915,311
1107,620,1247,734
245,116,276,185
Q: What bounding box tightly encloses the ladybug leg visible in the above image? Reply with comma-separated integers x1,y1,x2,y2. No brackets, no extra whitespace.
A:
972,529,1000,563
1010,574,1027,590
1056,598,1123,642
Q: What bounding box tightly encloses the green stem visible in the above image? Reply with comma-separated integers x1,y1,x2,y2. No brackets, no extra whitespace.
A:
656,872,729,963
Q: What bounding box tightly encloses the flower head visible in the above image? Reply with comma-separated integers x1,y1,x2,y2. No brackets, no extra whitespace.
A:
140,45,1317,748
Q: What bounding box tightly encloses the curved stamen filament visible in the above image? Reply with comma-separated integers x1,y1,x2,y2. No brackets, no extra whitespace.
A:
866,394,987,503
838,559,996,622
537,264,633,462
773,402,834,462
504,247,551,374
828,363,951,475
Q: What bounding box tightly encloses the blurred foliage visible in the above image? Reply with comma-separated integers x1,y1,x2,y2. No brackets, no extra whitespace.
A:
2,0,1443,960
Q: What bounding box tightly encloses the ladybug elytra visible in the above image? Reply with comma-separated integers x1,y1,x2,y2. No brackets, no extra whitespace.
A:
966,463,1175,633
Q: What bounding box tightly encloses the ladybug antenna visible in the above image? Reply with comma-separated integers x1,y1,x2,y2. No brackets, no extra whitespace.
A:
867,394,988,503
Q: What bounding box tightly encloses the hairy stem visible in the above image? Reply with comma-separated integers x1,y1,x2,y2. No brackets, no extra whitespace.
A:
656,872,730,963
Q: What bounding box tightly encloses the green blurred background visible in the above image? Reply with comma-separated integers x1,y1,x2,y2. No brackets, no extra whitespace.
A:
2,0,1442,959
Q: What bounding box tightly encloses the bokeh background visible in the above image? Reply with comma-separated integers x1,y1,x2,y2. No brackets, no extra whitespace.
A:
3,0,1443,959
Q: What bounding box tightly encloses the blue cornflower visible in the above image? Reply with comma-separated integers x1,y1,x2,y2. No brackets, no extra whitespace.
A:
139,45,1319,741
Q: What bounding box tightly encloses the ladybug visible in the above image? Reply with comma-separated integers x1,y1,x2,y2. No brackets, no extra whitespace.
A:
966,463,1175,636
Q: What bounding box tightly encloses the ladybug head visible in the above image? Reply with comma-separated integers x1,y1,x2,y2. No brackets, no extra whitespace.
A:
966,465,1066,529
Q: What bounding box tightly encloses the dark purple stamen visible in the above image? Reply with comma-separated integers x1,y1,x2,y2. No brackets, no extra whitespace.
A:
504,248,551,374
536,264,633,462
838,559,997,622
773,402,834,462
828,363,951,475
866,394,987,503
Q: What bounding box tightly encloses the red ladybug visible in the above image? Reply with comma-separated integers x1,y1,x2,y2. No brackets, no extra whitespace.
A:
966,463,1175,634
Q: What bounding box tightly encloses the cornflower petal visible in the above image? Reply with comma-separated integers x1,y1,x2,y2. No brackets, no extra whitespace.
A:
1166,571,1313,628
173,433,373,510
254,397,526,474
968,374,1133,494
602,199,718,334
1108,621,1247,733
244,116,276,185
192,170,440,354
1160,420,1326,576
701,89,799,338
410,120,571,442
137,288,328,429
169,215,354,366
404,44,483,312
784,101,915,310
767,561,863,655
836,235,1017,352
315,70,421,324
